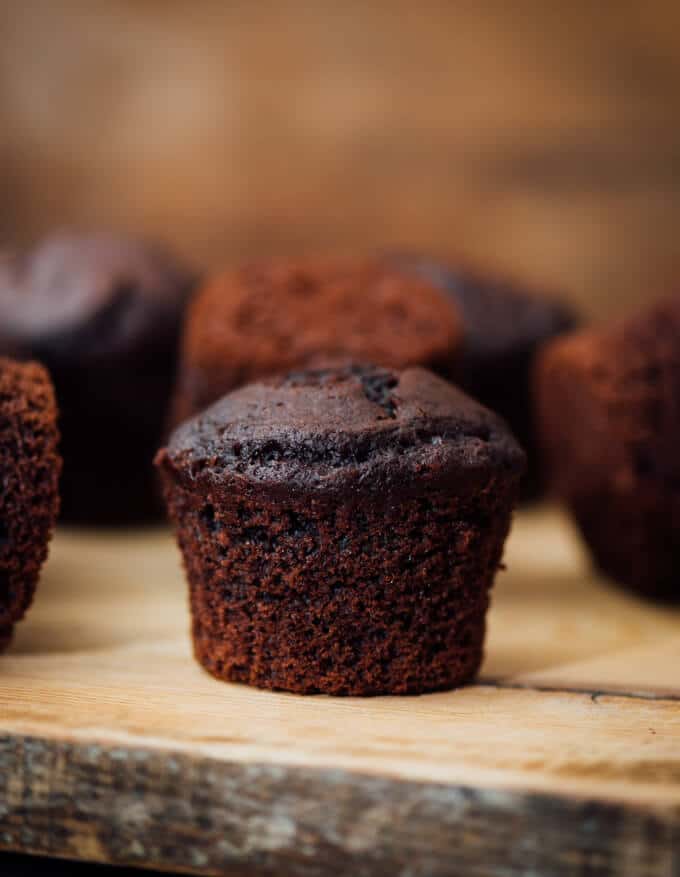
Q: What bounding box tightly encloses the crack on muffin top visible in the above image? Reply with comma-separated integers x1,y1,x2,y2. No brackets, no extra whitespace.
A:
278,364,399,419
358,370,399,418
160,364,525,493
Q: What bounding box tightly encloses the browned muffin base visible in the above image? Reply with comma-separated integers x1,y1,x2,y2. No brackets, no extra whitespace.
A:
163,476,515,696
0,358,61,639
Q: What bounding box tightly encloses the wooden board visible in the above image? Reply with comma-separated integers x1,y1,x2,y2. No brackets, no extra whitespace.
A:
5,3,680,323
0,507,679,876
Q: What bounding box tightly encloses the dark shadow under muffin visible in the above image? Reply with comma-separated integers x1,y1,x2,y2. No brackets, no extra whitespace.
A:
534,295,680,601
157,363,525,695
0,357,61,650
0,232,195,523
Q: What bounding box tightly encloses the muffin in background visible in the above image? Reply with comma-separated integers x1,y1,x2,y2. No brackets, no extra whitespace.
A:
534,295,680,601
171,256,463,426
0,232,196,523
391,253,578,494
172,254,576,495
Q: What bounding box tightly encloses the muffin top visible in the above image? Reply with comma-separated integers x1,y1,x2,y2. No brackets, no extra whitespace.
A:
174,257,463,419
391,253,577,378
535,294,680,489
159,364,525,498
0,232,195,364
537,294,680,400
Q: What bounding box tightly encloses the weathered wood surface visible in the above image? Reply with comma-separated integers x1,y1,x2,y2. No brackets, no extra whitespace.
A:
0,509,679,875
1,735,679,877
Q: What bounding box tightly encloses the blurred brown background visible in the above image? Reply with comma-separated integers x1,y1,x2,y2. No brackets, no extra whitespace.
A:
1,0,679,319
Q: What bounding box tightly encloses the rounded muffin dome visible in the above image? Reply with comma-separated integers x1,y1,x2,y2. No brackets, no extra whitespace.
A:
157,363,525,696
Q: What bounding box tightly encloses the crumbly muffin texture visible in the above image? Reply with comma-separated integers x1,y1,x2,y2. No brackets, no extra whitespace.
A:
535,296,680,600
158,365,525,695
0,357,61,649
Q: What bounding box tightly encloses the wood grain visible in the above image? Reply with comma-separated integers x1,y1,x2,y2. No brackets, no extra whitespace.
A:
0,509,679,875
2,2,680,319
1,735,679,877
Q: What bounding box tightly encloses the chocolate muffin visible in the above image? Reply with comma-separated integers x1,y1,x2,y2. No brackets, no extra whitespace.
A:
157,364,525,695
172,255,575,496
0,357,60,650
391,254,578,493
0,233,195,523
534,296,680,601
171,257,463,425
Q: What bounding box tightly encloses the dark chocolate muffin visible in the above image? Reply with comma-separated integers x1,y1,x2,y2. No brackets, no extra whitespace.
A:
0,233,195,523
534,296,680,601
157,364,525,695
391,254,578,494
0,357,60,650
171,257,463,425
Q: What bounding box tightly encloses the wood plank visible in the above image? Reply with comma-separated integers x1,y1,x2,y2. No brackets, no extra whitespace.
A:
0,509,679,874
1,734,678,877
3,2,680,320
